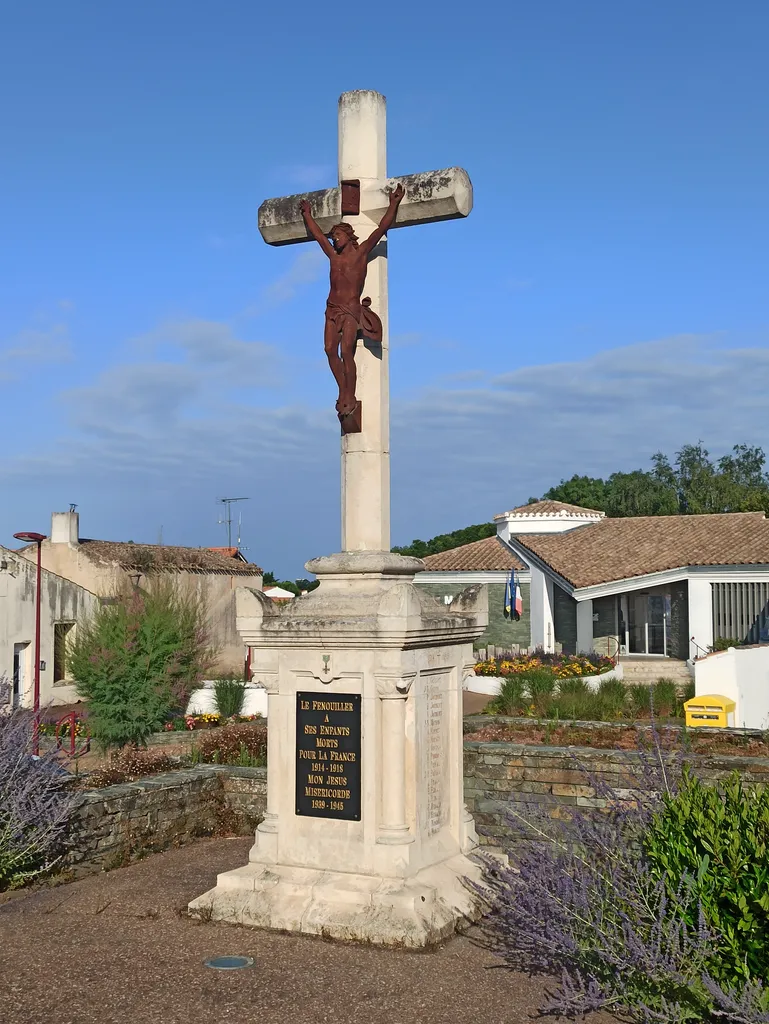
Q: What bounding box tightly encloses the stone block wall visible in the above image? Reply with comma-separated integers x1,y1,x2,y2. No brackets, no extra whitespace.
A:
64,766,267,875
463,740,769,847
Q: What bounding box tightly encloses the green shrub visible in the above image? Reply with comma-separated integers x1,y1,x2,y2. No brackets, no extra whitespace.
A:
628,684,653,718
709,636,742,653
212,677,247,718
69,580,214,750
653,678,679,717
523,668,557,716
596,677,628,719
645,769,769,987
558,678,592,698
553,679,598,721
191,723,267,767
488,676,525,716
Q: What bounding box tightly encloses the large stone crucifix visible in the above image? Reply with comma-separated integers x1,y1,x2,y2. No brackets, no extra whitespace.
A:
258,90,472,554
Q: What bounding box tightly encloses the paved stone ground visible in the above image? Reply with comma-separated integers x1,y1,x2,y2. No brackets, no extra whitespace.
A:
0,838,614,1024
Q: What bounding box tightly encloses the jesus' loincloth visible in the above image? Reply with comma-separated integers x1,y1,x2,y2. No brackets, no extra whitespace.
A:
325,298,382,343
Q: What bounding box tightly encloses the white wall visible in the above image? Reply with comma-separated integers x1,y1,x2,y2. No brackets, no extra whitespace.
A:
0,550,97,708
496,513,601,542
529,566,555,652
688,578,713,658
694,646,769,730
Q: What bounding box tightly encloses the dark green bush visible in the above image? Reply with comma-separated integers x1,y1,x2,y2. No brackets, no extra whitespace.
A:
213,677,246,718
645,769,769,986
69,581,213,749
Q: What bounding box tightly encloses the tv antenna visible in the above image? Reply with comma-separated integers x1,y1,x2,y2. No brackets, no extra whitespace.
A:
217,497,249,549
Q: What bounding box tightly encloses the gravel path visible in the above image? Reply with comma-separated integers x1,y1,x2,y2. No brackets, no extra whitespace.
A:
0,837,615,1024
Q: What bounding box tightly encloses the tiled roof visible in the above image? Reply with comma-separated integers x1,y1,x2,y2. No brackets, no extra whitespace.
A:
77,539,263,576
422,536,526,572
495,499,605,519
513,512,769,588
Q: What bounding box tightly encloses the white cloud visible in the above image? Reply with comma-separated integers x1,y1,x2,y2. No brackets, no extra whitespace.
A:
388,333,769,540
131,318,278,383
0,323,72,378
256,249,325,310
2,329,769,566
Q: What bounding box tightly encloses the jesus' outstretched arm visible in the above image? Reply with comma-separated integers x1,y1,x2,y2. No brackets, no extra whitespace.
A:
361,183,405,256
300,200,335,258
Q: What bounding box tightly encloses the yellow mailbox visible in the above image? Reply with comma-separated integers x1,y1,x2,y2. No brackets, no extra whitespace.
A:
684,694,736,729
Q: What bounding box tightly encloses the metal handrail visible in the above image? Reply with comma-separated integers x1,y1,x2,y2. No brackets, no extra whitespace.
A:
605,635,620,664
54,711,90,758
690,636,709,660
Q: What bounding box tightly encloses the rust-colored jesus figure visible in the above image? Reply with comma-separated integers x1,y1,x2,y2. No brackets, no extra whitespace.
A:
300,183,405,423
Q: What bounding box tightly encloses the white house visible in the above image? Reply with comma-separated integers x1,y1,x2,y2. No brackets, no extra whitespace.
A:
17,510,264,675
417,500,769,670
0,547,98,709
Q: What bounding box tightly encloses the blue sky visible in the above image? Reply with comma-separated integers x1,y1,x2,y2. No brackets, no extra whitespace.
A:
2,1,768,578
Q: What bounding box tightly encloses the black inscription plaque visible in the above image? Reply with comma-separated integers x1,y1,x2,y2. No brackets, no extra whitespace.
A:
295,692,361,820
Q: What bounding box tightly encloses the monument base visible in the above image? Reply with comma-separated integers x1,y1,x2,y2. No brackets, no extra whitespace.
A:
188,551,489,948
189,852,484,947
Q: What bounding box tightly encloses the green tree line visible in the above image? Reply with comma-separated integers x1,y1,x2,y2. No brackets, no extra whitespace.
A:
392,442,769,556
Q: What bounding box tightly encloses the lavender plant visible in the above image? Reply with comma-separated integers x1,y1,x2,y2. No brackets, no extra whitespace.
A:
477,721,769,1023
0,704,75,890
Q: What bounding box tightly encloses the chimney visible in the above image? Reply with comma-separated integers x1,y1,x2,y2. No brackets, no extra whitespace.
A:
51,510,80,546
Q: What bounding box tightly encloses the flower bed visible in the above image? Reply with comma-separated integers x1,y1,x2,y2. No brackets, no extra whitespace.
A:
164,712,263,732
39,714,88,739
474,651,614,678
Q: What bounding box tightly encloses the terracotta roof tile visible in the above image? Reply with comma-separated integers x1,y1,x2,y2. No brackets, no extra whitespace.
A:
513,512,769,588
422,536,525,572
495,499,605,519
78,539,263,576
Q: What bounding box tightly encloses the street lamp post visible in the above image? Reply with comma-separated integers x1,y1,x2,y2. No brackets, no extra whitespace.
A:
13,531,47,755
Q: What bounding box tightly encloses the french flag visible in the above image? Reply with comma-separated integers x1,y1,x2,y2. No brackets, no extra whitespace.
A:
504,570,523,621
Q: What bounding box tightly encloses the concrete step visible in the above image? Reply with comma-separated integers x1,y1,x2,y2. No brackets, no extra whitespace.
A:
620,658,692,683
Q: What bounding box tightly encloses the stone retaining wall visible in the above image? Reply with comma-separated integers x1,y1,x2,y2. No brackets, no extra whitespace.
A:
64,766,266,876
463,741,769,847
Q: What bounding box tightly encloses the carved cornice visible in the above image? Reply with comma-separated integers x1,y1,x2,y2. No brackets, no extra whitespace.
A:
376,673,416,699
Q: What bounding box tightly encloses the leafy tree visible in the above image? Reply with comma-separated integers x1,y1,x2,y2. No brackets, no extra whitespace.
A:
537,474,609,512
69,580,213,749
541,442,769,518
392,522,496,558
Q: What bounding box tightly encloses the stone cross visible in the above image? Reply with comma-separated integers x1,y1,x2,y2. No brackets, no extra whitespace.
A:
258,90,472,554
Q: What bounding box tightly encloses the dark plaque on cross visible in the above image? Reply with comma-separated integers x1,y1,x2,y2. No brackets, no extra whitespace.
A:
295,692,362,820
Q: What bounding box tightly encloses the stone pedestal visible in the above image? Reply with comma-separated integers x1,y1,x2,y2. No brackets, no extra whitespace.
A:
189,552,488,947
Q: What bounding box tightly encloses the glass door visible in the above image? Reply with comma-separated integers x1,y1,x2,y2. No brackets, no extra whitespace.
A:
12,643,28,707
647,595,666,655
628,594,647,654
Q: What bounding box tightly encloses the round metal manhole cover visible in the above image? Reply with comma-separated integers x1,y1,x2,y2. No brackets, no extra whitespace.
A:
204,956,255,971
